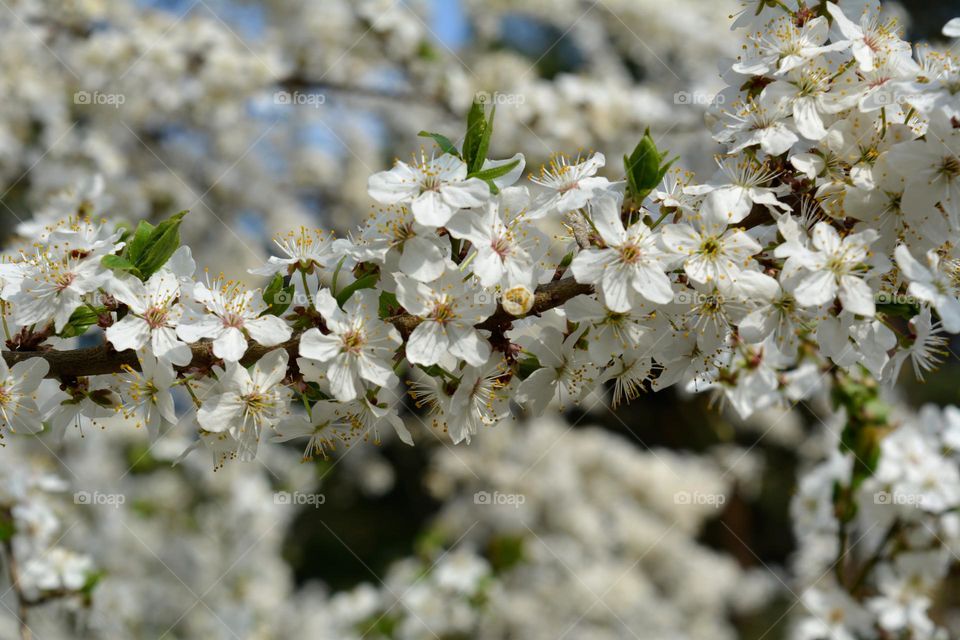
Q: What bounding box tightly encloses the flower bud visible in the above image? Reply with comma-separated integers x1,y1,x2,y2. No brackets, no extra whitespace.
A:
502,285,534,317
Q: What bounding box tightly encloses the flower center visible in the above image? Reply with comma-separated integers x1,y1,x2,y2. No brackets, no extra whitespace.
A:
222,313,245,329
699,237,722,258
490,234,511,258
241,391,273,425
940,156,960,180
619,243,642,264
431,301,456,324
341,329,366,353
825,255,849,276
421,175,442,192
144,306,168,329
54,272,75,291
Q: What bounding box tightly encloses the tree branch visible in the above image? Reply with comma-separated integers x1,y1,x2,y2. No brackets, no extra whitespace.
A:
2,279,594,379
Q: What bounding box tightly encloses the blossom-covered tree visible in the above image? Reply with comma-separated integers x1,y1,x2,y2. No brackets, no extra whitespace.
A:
3,1,960,639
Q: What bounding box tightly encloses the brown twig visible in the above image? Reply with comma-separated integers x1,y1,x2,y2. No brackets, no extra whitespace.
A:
2,278,594,379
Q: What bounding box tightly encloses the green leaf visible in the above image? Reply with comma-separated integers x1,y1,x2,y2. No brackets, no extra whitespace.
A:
335,273,378,307
463,102,495,174
59,306,102,339
487,534,525,573
468,158,520,183
81,570,106,597
0,508,14,541
378,291,399,319
472,106,496,175
100,254,143,279
517,355,542,380
125,220,156,265
136,210,188,279
418,131,460,157
261,273,295,316
624,129,663,204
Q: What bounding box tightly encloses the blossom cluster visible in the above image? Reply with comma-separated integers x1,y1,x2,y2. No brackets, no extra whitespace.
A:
2,3,960,636
0,2,956,462
793,399,960,640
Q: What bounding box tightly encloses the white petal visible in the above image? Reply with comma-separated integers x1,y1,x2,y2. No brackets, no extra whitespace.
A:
570,249,615,285
406,321,448,365
411,191,456,227
106,316,150,352
601,266,633,313
794,270,837,307
368,164,419,204
326,354,361,402
448,326,491,367
399,236,446,282
213,327,248,361
441,178,490,209
632,265,674,305
589,195,627,246
358,353,395,387
198,394,243,433
176,315,222,343
245,315,293,346
839,275,875,317
299,329,342,363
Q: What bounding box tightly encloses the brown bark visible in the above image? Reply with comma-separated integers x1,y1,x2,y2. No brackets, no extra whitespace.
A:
2,279,593,379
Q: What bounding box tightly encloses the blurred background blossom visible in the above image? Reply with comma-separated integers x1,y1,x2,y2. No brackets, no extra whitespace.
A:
1,1,959,638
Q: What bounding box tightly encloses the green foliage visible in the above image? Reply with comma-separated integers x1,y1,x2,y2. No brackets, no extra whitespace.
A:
470,160,520,182
378,291,400,319
417,130,460,158
463,102,496,175
59,306,103,338
832,370,890,523
102,210,189,281
419,103,508,192
0,508,14,542
487,534,525,573
335,273,379,307
623,128,676,209
261,273,295,316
